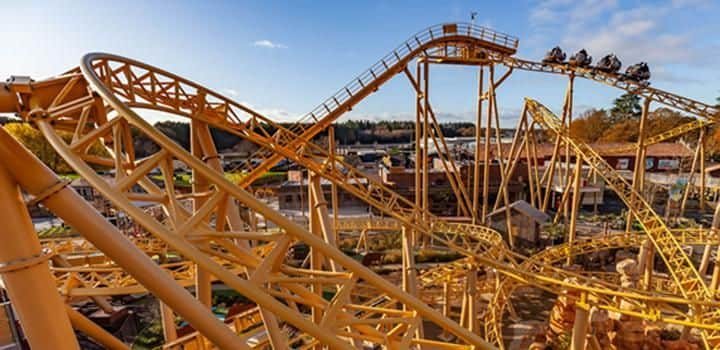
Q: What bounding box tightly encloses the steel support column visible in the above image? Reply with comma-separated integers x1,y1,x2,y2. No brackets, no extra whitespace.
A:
190,119,213,307
0,127,249,349
422,59,430,221
473,67,484,223
570,293,589,350
0,162,80,350
481,65,495,224
567,155,583,265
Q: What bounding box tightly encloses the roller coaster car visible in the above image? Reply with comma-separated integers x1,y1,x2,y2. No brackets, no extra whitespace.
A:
568,49,592,67
595,54,622,74
542,46,566,64
623,62,651,83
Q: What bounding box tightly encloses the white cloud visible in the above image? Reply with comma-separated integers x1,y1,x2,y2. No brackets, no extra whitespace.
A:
531,0,616,25
527,0,719,84
253,40,288,49
561,7,699,66
223,88,239,96
239,101,297,122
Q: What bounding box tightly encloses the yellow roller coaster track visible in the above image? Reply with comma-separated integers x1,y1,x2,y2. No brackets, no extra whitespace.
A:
74,52,519,273
483,227,720,348
494,55,719,151
9,39,523,347
0,22,718,350
525,97,719,348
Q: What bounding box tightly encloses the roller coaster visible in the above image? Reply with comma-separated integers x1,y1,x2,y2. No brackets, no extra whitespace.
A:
0,23,719,349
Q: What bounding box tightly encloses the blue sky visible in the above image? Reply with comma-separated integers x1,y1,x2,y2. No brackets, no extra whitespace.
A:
2,0,718,126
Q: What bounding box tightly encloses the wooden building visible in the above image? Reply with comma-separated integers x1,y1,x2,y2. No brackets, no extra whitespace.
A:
486,200,550,246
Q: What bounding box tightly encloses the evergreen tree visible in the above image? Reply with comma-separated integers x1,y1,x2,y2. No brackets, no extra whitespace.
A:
608,93,642,124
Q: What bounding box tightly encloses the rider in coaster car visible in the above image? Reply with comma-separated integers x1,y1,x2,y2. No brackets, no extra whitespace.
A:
542,46,566,64
623,62,651,83
596,53,622,73
568,49,592,67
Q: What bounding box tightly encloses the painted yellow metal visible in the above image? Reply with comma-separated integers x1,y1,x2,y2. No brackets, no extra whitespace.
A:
526,98,718,348
0,163,79,349
0,22,718,350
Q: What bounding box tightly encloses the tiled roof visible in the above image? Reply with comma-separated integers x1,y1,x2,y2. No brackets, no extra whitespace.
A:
473,142,692,160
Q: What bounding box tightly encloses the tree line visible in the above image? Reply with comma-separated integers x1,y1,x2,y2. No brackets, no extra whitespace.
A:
1,92,719,172
570,93,720,158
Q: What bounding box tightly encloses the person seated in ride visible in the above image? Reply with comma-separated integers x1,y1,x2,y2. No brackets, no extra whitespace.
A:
543,46,565,63
569,49,591,67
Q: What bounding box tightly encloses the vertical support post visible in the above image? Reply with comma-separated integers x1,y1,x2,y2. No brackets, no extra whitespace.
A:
639,240,655,290
700,129,706,210
401,225,423,338
0,164,80,349
541,89,569,213
472,67,484,224
160,302,178,343
190,120,213,307
481,65,494,224
422,59,430,221
401,225,418,297
415,60,423,218
309,174,340,272
523,122,537,207
194,117,248,246
680,129,704,216
570,292,589,350
563,75,575,223
567,155,583,266
528,124,543,207
698,128,706,212
466,265,478,334
329,126,339,240
440,278,451,341
308,172,323,339
627,97,651,232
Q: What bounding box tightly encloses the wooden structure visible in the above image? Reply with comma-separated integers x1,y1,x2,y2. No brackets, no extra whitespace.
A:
487,200,549,246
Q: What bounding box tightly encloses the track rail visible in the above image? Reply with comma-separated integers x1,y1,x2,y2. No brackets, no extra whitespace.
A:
23,48,508,348
80,53,512,266
494,55,719,151
1,22,717,350
525,98,718,348
230,23,517,187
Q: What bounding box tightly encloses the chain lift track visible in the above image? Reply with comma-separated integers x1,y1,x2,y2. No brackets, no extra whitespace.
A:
0,22,719,350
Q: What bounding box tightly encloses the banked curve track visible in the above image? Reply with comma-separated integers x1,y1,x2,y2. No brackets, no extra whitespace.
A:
2,22,718,349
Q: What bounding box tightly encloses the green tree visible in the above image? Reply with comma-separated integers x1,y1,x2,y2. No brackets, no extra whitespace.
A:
608,93,641,124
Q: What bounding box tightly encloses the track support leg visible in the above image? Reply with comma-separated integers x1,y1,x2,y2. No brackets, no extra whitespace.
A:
0,162,80,349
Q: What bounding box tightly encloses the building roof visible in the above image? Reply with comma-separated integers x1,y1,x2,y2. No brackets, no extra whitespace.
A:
487,200,550,223
472,142,693,160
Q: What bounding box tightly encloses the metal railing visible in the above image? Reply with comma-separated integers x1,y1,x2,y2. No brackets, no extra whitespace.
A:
233,23,519,177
